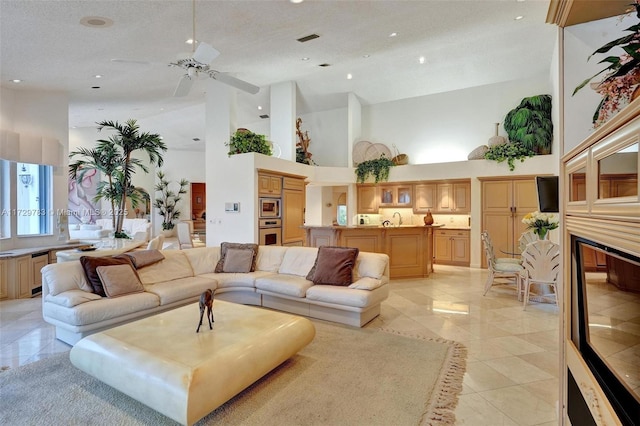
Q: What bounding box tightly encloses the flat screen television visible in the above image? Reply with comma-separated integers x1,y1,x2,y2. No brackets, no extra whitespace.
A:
536,176,559,212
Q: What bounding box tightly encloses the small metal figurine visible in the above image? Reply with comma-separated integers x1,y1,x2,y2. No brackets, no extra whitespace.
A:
196,289,214,332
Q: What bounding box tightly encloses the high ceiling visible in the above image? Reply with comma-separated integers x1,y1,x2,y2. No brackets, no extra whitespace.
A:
1,0,559,150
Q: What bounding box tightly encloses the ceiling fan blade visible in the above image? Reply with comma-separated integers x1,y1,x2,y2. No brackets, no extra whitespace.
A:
208,71,260,94
174,75,194,97
192,42,219,65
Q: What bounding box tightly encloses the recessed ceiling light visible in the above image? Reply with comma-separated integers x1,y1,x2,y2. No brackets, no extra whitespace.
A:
94,75,102,78
185,39,198,45
257,106,263,110
347,73,353,80
418,56,426,64
290,0,304,3
515,15,524,20
80,16,114,28
362,54,370,58
301,57,310,61
10,79,22,83
389,32,398,37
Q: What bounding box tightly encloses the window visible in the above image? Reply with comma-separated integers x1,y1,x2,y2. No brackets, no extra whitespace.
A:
16,162,52,236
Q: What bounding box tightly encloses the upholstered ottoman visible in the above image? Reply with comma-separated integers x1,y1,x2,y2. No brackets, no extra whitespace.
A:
69,300,315,425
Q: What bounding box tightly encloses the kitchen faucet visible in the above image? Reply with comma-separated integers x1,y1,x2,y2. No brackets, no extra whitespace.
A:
393,211,403,226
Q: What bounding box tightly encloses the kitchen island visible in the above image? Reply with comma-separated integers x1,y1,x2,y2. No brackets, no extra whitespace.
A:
303,224,443,279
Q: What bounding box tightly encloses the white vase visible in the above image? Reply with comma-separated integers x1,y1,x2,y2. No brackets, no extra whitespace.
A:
161,229,175,238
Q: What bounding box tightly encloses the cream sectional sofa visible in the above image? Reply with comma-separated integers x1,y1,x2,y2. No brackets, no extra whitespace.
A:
41,245,390,345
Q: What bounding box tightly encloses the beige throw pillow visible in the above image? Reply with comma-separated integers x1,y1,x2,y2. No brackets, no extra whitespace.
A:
214,242,258,273
221,248,254,273
96,264,144,298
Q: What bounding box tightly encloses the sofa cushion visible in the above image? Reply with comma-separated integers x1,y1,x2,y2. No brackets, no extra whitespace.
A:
44,290,103,308
255,246,288,272
136,250,194,285
278,246,318,277
123,250,165,269
80,255,138,297
80,224,101,231
97,264,145,298
143,276,217,306
306,246,359,286
42,262,93,295
255,274,314,298
199,271,271,289
215,243,258,273
182,247,220,275
221,248,254,273
306,284,390,309
354,252,389,280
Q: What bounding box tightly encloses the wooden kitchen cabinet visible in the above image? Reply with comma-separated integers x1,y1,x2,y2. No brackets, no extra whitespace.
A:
434,229,470,266
15,255,31,299
378,185,412,207
0,259,7,299
357,185,378,214
413,183,437,213
436,181,470,213
282,177,306,246
258,173,282,197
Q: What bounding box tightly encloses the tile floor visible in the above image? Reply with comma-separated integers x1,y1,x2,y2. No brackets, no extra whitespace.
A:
0,264,560,425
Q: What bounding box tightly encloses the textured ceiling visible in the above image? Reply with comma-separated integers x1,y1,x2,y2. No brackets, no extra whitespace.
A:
0,0,558,150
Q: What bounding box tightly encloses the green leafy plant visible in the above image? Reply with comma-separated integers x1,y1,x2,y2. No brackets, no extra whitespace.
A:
503,94,553,155
153,171,189,231
484,142,535,171
226,128,272,156
69,119,166,235
573,2,640,127
355,156,395,183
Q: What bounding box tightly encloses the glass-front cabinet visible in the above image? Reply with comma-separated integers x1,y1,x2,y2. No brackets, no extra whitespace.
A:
378,185,412,207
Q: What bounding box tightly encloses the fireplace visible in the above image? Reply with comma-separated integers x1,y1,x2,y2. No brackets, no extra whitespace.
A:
570,236,640,425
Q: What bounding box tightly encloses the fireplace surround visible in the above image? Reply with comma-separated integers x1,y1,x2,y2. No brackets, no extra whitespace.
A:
562,103,640,425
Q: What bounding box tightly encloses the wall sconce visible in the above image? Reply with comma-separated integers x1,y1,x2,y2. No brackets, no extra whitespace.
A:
19,164,33,188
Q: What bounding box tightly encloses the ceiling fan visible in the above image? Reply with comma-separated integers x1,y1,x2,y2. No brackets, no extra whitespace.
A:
169,0,259,97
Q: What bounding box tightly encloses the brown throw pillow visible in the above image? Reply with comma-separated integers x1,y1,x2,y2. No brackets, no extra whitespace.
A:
215,242,258,273
221,248,254,273
122,249,165,269
96,264,144,298
306,246,359,286
80,255,138,297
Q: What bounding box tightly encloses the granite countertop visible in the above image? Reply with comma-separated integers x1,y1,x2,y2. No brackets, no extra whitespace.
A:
304,224,445,229
0,242,84,259
438,226,471,230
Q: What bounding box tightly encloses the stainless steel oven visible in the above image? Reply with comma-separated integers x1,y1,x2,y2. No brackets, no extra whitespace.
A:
259,198,281,218
259,218,281,246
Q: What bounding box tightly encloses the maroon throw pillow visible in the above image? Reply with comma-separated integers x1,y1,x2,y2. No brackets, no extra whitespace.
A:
80,255,139,297
306,246,359,286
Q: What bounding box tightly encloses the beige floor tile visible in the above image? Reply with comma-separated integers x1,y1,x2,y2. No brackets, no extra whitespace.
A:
463,361,518,392
479,385,557,425
484,356,555,384
455,393,519,425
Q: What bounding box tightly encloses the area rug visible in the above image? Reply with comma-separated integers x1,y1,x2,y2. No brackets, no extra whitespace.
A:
0,321,466,426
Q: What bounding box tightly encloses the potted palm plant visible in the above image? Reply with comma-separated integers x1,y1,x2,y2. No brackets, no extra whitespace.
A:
70,119,167,238
154,171,189,236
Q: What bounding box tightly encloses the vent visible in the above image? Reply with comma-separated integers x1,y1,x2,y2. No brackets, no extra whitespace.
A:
297,34,320,43
192,137,200,142
318,63,331,67
259,114,270,119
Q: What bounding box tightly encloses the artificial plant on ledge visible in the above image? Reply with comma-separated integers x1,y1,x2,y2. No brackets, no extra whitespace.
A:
355,156,395,183
154,171,189,231
226,128,272,156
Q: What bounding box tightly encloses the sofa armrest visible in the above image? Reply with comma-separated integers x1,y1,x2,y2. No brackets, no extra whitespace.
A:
348,277,384,291
45,290,103,308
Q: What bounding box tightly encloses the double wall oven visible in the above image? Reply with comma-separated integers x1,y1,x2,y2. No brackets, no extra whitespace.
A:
259,198,282,245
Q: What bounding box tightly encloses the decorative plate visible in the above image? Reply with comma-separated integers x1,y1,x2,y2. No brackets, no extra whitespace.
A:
364,143,392,161
352,140,372,165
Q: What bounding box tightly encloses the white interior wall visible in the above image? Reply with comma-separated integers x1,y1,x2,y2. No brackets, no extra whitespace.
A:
1,87,69,250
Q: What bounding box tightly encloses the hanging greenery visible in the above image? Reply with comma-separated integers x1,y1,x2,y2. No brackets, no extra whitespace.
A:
355,156,395,183
484,141,535,171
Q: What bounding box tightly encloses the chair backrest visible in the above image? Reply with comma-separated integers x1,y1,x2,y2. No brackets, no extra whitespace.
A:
481,231,496,268
176,222,193,249
521,240,560,282
518,231,539,253
146,236,161,250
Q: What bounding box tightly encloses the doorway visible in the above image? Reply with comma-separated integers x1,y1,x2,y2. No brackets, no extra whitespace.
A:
191,182,206,232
